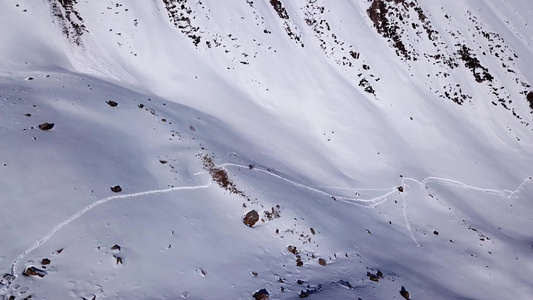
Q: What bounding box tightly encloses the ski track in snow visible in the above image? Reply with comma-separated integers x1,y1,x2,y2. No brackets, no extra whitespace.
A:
217,163,532,247
1,161,531,296
1,180,213,295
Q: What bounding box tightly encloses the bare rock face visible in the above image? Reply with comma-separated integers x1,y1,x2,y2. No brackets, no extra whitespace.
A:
253,288,269,300
23,266,47,278
243,210,259,227
38,123,55,131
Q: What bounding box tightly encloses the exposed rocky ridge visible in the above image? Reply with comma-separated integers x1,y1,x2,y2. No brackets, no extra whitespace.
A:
39,0,533,126
46,0,87,46
366,0,531,126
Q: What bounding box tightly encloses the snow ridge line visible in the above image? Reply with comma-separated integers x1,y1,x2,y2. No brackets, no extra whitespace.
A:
218,163,532,246
3,180,212,293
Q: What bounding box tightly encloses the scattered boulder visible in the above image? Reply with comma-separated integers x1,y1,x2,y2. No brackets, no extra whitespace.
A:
433,230,439,235
111,244,121,252
400,286,410,300
41,258,51,265
253,288,269,300
243,210,259,227
114,255,123,265
397,186,404,192
287,245,299,255
23,266,47,278
296,256,303,267
1,273,16,286
367,272,379,282
527,91,533,111
299,290,310,298
106,100,118,107
138,103,144,108
25,77,34,81
38,122,54,131
367,270,383,282
318,258,327,266
110,185,122,193
310,227,315,235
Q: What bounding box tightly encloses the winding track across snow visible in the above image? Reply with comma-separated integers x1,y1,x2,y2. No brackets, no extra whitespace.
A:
1,180,213,295
1,161,531,296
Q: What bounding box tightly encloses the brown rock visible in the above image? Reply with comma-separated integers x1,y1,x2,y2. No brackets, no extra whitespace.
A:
253,288,269,300
397,186,404,192
111,244,121,252
23,266,46,278
38,123,54,131
318,258,327,266
287,245,299,255
400,286,410,300
41,258,51,265
243,210,259,227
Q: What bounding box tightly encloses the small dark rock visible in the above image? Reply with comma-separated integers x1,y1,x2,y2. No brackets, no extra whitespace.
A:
26,77,34,81
23,266,46,278
433,230,439,235
400,286,410,300
310,227,315,235
111,185,122,193
397,186,404,192
111,244,121,252
106,100,118,107
25,113,31,117
159,160,168,164
1,273,16,286
114,255,123,265
243,210,259,227
38,123,54,131
299,290,309,298
297,279,305,285
253,288,269,300
138,103,144,108
287,245,299,255
527,91,533,110
296,257,303,267
318,258,327,266
41,258,51,265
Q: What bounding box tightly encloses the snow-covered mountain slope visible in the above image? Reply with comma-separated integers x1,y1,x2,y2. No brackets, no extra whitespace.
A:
1,0,533,299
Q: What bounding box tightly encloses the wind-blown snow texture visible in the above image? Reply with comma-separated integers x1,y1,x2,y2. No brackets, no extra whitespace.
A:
1,0,533,299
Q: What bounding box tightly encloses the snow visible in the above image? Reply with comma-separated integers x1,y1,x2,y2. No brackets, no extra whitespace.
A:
1,0,533,299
